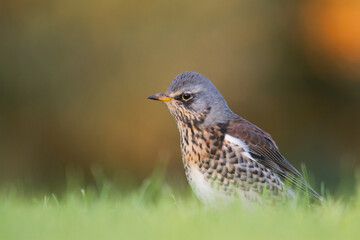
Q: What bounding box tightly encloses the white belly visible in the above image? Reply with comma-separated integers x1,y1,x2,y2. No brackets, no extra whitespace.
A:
188,166,233,205
187,165,267,205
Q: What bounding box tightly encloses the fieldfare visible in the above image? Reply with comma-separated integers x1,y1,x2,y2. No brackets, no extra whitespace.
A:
148,72,320,203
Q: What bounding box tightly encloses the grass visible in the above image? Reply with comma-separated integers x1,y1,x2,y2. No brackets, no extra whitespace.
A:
0,171,360,240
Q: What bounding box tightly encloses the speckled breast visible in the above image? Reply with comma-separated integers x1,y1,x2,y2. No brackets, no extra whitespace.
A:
176,120,286,203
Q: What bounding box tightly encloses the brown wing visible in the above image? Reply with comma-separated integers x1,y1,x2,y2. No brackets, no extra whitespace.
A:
226,117,321,199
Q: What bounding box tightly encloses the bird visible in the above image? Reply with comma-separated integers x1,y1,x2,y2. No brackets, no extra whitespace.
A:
148,71,321,204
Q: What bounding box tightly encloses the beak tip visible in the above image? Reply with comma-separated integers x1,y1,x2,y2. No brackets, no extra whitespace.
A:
147,94,157,100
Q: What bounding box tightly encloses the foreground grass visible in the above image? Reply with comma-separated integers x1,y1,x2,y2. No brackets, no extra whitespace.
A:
0,177,360,240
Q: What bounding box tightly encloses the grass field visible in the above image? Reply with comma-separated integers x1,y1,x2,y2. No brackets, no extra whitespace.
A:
1,171,359,240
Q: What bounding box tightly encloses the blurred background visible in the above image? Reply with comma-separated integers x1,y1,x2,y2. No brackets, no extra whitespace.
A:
0,0,359,195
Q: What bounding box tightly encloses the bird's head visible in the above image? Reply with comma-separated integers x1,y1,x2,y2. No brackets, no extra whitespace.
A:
148,72,234,127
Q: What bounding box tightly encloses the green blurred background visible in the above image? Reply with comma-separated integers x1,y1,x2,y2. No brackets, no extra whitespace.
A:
1,0,359,194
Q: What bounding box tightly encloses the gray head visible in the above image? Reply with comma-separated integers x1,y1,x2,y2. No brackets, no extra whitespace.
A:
148,72,234,126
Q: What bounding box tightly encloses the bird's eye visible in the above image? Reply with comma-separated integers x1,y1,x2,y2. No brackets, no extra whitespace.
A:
181,93,192,101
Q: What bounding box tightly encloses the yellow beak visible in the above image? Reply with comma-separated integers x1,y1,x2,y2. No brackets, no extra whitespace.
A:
147,93,173,102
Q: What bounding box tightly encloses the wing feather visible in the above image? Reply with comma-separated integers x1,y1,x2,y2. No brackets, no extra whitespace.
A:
226,117,321,200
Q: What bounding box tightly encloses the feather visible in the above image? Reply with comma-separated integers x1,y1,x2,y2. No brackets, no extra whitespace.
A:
226,117,321,200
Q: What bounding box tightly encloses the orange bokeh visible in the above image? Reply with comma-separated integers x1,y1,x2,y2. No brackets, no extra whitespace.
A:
301,0,360,79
